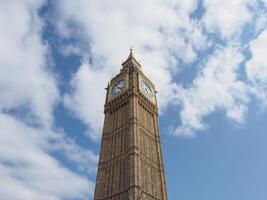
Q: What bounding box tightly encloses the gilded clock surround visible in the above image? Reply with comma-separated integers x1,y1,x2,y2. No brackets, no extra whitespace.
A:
94,50,168,200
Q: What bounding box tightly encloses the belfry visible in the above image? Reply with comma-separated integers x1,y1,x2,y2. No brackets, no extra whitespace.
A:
94,50,168,200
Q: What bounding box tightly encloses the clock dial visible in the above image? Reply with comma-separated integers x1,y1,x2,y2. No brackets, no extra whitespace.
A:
141,80,153,98
111,79,126,96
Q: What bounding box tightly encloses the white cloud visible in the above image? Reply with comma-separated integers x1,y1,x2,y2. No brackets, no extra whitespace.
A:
172,2,267,136
0,0,59,128
246,29,267,106
254,11,267,34
202,0,255,39
45,132,99,174
63,62,110,140
0,113,95,200
175,47,250,136
54,0,209,138
54,0,267,139
0,1,98,199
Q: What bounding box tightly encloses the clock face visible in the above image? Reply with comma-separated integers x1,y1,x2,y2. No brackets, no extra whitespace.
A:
141,80,153,98
111,79,126,96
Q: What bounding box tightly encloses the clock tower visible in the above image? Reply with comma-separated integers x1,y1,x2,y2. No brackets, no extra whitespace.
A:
94,49,168,200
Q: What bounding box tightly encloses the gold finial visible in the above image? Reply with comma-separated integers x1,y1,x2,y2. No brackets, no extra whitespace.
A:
130,46,133,53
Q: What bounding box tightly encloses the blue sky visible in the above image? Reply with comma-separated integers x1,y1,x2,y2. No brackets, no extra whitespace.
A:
1,0,267,200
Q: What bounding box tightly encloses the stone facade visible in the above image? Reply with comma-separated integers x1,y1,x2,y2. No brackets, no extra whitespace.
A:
94,50,168,200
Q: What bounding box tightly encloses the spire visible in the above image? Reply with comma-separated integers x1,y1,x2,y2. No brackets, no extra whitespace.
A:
122,47,141,68
129,46,133,57
125,47,134,62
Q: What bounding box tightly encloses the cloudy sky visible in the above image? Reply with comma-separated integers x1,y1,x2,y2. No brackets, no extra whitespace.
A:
1,0,267,199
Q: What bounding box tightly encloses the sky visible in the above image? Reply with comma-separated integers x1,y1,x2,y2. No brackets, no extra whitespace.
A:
0,0,267,200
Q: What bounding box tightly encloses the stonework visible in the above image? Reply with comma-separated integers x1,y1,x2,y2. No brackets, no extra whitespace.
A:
94,50,168,200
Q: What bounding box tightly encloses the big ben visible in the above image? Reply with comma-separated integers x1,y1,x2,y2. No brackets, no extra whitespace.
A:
94,49,168,200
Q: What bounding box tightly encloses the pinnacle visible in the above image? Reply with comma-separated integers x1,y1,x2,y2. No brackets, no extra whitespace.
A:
122,47,141,68
127,47,134,60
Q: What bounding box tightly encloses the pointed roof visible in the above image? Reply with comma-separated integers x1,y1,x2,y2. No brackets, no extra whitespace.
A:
122,48,141,68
